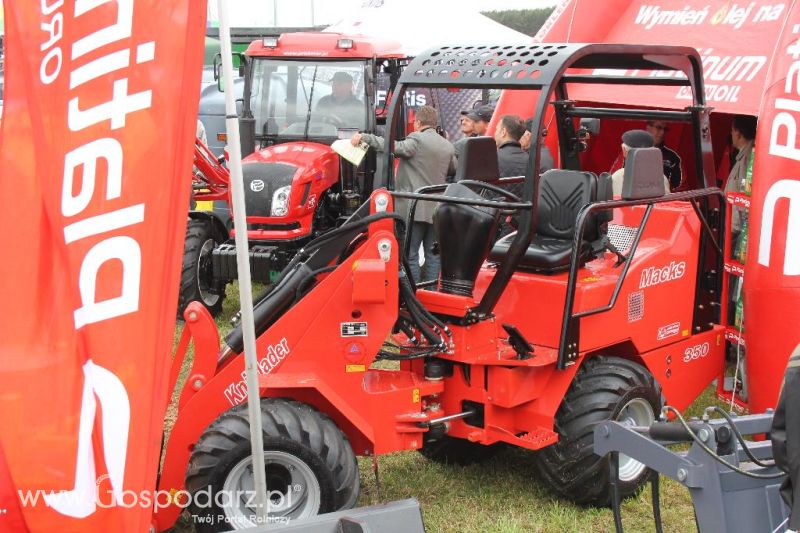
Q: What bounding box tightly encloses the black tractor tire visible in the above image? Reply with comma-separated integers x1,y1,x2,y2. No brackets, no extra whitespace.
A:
420,436,500,465
185,398,359,532
178,218,225,319
535,356,662,506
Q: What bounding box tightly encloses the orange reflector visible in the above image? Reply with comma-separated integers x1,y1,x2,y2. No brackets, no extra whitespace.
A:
217,132,227,142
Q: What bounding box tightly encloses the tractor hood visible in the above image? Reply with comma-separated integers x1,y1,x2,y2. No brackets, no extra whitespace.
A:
239,142,340,234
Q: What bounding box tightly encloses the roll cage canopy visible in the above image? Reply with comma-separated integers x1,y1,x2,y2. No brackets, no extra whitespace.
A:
380,43,719,355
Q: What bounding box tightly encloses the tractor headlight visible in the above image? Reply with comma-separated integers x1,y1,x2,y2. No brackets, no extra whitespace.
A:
271,185,291,216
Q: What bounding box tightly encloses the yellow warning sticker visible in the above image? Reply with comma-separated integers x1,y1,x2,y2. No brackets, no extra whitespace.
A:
580,276,602,283
682,329,690,337
346,364,366,373
412,389,421,403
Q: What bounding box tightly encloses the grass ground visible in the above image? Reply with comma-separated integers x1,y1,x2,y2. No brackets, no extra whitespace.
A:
168,282,727,533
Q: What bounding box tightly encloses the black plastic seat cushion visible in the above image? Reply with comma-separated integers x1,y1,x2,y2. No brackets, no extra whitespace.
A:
490,233,592,272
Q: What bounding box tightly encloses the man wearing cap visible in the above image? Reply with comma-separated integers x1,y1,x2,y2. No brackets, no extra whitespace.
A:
316,71,364,126
520,117,555,173
350,106,455,283
610,130,670,197
646,120,682,190
454,104,494,159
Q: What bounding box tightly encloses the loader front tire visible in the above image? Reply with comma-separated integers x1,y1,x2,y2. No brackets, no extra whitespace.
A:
535,356,661,506
178,218,225,319
186,398,360,532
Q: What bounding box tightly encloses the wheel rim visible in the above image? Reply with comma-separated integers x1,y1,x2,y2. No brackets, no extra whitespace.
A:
615,398,656,482
221,451,321,529
196,238,221,307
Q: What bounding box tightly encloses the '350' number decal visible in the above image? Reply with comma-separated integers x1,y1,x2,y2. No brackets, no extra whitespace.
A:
683,342,710,363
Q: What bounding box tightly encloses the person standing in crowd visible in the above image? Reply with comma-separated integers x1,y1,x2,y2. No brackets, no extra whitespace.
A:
494,115,528,178
724,115,757,323
521,117,555,173
454,104,494,158
646,120,682,190
610,130,670,196
492,115,529,236
351,106,455,283
726,114,758,236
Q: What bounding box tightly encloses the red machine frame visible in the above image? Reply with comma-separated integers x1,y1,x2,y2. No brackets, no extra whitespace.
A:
156,43,729,529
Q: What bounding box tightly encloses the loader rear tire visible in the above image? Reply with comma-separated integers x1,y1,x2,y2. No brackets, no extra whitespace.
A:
535,356,661,506
420,436,500,465
178,218,225,319
186,398,360,532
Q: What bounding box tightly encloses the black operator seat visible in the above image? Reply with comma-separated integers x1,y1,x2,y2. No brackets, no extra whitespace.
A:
454,136,500,182
488,169,611,273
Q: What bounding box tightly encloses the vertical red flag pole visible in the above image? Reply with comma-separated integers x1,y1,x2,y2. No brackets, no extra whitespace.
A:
217,0,271,523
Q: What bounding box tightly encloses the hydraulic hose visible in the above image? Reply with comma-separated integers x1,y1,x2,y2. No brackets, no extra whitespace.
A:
610,452,624,533
651,473,663,533
303,212,405,255
663,406,785,479
225,263,311,354
706,406,776,468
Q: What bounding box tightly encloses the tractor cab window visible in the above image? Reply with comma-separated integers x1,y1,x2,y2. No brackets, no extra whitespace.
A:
249,59,367,139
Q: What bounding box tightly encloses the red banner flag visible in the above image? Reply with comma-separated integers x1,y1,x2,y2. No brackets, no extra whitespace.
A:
745,5,800,414
0,1,206,531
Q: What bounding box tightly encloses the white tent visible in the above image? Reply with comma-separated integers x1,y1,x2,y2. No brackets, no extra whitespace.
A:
325,0,531,55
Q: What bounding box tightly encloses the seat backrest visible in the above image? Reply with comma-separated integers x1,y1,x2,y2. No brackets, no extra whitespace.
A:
455,136,500,182
622,147,665,200
537,169,596,240
596,172,613,224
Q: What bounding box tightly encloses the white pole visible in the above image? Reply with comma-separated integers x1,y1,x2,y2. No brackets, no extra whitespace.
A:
216,0,270,525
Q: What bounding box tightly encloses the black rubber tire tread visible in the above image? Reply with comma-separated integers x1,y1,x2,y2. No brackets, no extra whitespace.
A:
185,398,360,532
535,356,662,506
178,218,225,319
420,436,500,465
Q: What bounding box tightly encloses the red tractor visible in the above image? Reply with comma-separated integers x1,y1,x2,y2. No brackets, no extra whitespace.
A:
179,32,409,316
157,44,727,531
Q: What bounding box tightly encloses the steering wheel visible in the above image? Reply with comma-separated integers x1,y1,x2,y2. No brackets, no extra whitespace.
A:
319,113,345,127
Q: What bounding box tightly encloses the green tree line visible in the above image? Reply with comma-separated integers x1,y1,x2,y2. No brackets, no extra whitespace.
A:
482,7,556,37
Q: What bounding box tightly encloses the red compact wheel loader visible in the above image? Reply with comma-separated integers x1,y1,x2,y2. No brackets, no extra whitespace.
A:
156,44,727,531
178,32,409,317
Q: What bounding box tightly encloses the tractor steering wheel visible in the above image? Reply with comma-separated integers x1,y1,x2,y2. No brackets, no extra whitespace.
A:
319,113,346,127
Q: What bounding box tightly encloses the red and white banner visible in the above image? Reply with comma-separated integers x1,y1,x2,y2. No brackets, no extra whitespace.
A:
745,3,800,414
0,1,206,531
537,0,789,115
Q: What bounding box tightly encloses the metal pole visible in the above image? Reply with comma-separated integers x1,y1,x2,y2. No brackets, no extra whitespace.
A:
273,0,278,27
216,0,270,525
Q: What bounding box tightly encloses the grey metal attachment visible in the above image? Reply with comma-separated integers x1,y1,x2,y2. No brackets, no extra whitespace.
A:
240,498,426,533
594,412,788,533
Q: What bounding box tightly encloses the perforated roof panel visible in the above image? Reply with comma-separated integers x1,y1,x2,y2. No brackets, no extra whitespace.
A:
400,43,702,89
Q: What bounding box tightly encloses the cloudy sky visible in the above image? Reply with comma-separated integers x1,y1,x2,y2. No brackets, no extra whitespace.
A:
210,0,560,28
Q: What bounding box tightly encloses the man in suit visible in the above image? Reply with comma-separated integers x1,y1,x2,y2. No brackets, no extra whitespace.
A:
351,106,455,283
